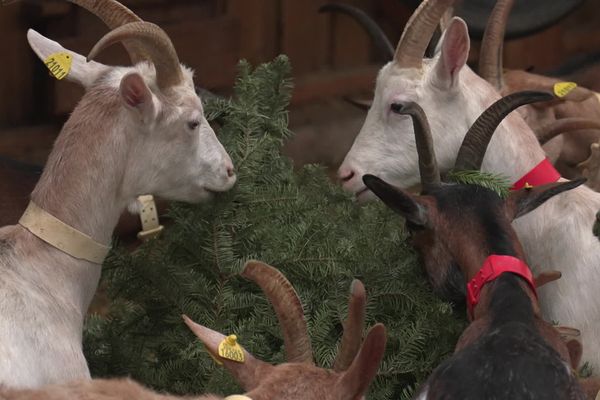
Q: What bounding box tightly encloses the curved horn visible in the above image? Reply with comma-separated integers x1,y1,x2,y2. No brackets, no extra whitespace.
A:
241,261,313,364
394,0,455,68
333,279,367,372
536,118,600,145
88,21,184,91
319,3,394,61
67,0,146,63
391,101,441,188
455,91,555,171
478,0,515,90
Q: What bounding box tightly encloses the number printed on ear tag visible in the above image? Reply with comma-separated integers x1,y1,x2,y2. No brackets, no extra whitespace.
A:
218,335,245,363
553,82,577,98
44,52,72,80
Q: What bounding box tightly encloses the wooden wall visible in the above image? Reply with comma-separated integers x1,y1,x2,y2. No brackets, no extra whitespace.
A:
1,0,600,165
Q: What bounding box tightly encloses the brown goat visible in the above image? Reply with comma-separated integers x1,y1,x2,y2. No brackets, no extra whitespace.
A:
0,261,386,400
363,92,594,399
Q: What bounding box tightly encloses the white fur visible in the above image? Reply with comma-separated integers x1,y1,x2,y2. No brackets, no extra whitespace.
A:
0,30,235,388
339,18,600,370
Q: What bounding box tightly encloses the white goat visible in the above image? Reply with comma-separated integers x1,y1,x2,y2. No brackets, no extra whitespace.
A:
338,0,600,371
0,10,235,389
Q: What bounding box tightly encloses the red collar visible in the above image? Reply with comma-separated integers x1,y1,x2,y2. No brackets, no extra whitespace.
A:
466,255,537,319
511,158,560,190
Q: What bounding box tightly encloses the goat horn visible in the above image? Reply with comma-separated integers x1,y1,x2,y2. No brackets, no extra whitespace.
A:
68,0,147,64
533,270,561,288
392,101,441,188
394,0,455,69
536,118,600,145
478,0,515,90
88,21,184,91
319,3,394,61
241,261,314,364
439,6,454,31
454,91,554,171
333,279,367,372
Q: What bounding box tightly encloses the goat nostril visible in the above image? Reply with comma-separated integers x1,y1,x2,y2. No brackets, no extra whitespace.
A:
226,167,235,178
338,169,356,183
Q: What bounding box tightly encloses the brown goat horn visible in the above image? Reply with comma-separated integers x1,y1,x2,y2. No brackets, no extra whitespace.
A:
333,279,367,372
394,0,455,69
392,101,441,188
68,0,147,64
533,270,561,288
536,118,600,145
454,91,554,171
88,21,184,91
319,3,394,61
241,261,314,364
478,0,515,90
439,6,454,31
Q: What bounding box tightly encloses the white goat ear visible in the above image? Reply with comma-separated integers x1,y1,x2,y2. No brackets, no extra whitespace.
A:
119,72,155,118
433,17,470,89
27,29,107,89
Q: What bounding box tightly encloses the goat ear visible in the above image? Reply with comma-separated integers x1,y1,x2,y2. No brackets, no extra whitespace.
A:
505,179,586,220
182,315,274,391
433,17,470,89
119,72,155,118
336,324,386,399
27,29,107,89
362,175,429,226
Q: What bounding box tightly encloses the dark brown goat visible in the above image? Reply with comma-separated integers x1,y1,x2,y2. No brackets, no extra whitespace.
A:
363,92,591,399
0,261,385,400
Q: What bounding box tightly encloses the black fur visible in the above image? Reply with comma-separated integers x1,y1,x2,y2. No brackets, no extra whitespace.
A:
432,184,517,257
419,275,584,399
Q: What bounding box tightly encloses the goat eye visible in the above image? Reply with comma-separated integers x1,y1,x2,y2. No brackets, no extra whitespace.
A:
390,103,404,114
187,120,200,130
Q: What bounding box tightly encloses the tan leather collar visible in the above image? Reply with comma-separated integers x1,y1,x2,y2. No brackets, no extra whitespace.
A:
19,202,110,264
224,396,252,400
136,195,164,241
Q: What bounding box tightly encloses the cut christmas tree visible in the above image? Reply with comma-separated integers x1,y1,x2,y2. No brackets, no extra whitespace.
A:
84,56,465,400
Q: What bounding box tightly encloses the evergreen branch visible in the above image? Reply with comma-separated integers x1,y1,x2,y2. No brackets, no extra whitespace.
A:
446,169,511,198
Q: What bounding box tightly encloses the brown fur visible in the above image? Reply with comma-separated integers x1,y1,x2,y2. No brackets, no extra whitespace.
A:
503,70,600,179
0,379,221,400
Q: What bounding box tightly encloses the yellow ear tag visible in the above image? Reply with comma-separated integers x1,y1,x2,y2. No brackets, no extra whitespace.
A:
218,335,245,363
44,52,72,80
553,82,577,98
